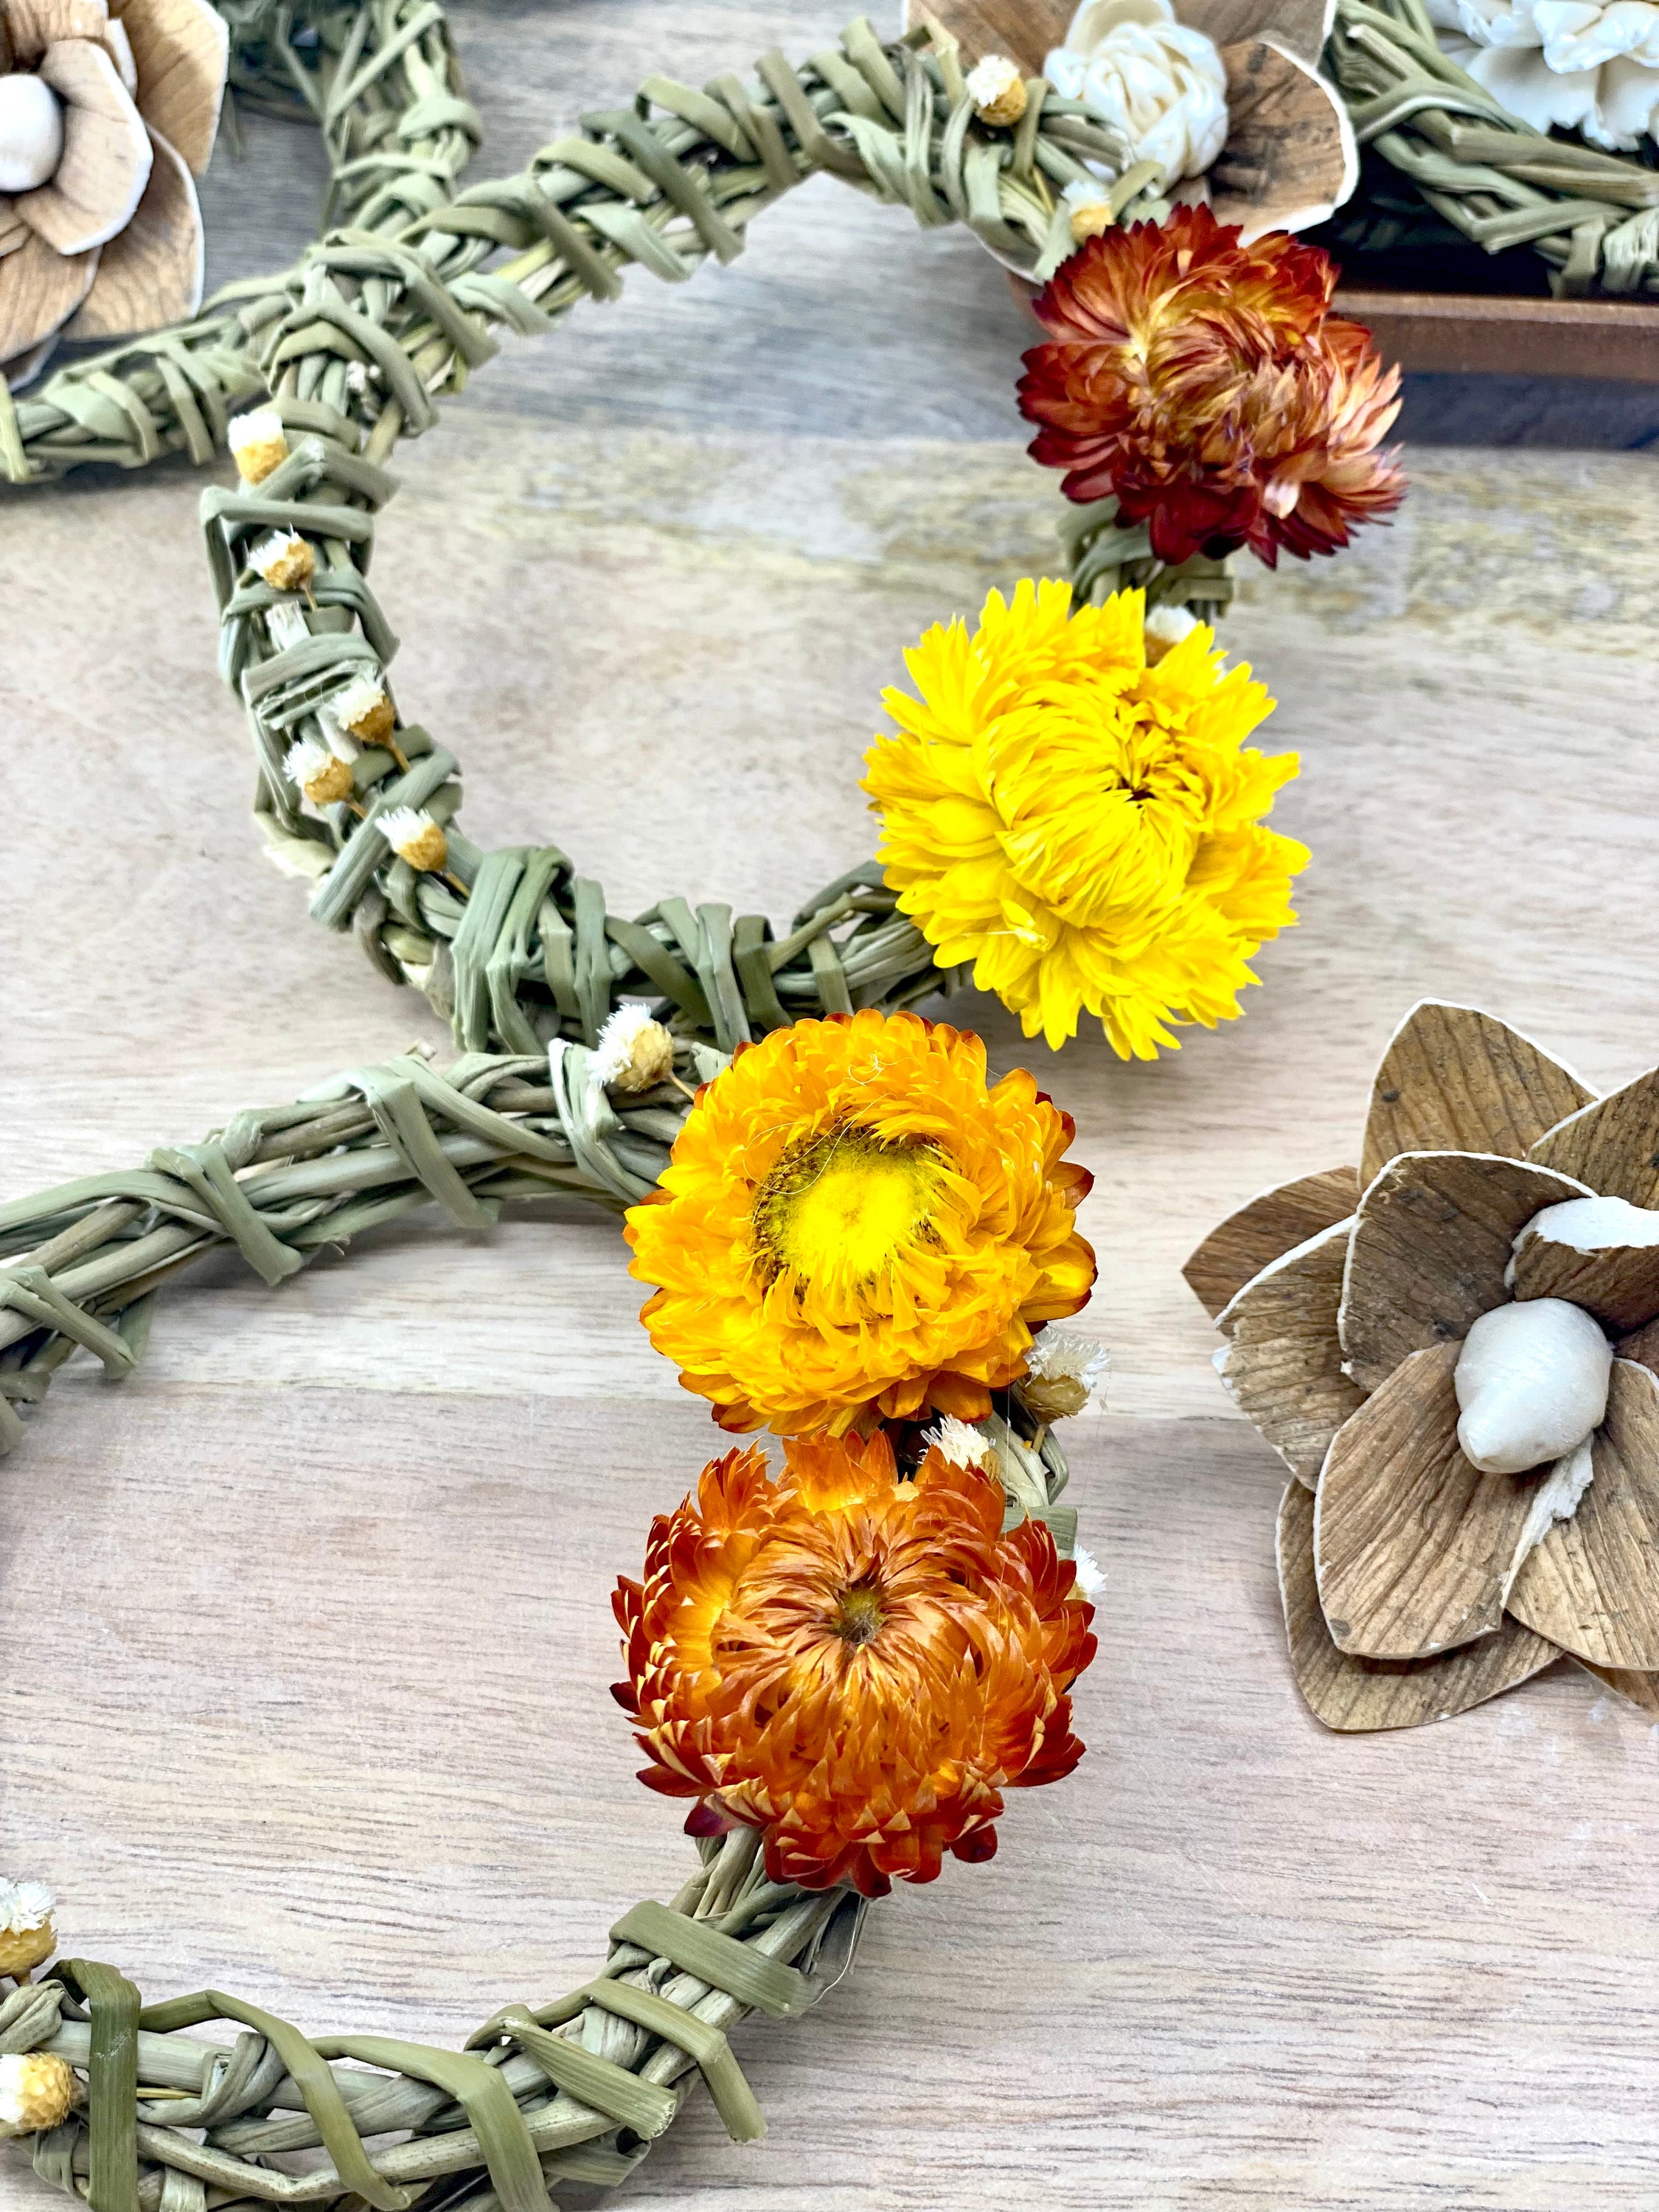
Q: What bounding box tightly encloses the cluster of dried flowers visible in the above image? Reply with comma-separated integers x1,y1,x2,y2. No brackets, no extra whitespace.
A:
620,1011,1106,1896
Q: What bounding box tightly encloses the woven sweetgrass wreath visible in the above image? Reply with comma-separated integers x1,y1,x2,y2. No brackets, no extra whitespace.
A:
0,7,1417,2205
1326,0,1659,295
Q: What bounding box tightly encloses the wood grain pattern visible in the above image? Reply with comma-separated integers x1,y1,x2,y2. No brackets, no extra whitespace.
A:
1509,1225,1659,1334
1276,1481,1558,1731
64,124,201,341
1183,1164,1359,1321
1338,1151,1591,1394
1529,1067,1659,1208
10,11,1659,2194
1507,1358,1659,1669
1315,1342,1538,1658
1209,38,1353,238
1359,1001,1594,1188
117,0,227,177
1217,1219,1364,1486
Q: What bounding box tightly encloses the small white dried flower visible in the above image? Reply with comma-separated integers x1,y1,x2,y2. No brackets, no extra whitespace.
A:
284,736,355,807
346,359,372,395
1062,173,1116,243
228,406,288,486
0,2053,77,2136
592,1004,677,1093
925,1413,997,1470
1020,1327,1110,1422
1071,1543,1105,1599
0,1882,53,1936
378,805,448,874
331,672,396,747
966,51,1028,125
1144,602,1201,663
250,529,315,594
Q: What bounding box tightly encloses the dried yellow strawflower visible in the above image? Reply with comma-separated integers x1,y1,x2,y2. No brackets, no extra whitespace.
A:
0,2053,77,2138
332,673,397,747
593,1004,676,1093
965,52,1027,125
228,408,288,486
251,530,315,594
378,806,448,874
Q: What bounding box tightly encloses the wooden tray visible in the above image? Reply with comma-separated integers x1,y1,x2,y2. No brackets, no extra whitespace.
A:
1332,288,1659,382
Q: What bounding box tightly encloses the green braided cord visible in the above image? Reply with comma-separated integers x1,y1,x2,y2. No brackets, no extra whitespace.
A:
0,1039,1077,1536
0,0,477,481
1326,0,1659,293
159,18,1222,1061
4,1834,888,2211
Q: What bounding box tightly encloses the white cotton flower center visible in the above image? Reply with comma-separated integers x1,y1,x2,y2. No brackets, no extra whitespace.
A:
0,74,65,195
1046,0,1228,181
1453,1298,1612,1475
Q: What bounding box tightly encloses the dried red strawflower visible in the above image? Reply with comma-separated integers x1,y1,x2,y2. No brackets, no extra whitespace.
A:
613,1431,1096,1898
1018,204,1405,567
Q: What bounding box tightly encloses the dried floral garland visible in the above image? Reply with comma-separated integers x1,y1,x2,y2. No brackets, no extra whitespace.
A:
0,10,1411,2208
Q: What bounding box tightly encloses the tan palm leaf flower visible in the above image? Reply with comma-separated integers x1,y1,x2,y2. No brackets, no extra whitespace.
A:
0,0,227,385
1186,1000,1659,1732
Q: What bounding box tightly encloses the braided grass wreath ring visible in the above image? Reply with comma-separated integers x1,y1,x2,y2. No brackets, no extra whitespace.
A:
0,7,1411,2205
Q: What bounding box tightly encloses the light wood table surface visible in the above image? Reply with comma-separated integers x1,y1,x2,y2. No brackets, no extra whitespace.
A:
5,6,1659,2207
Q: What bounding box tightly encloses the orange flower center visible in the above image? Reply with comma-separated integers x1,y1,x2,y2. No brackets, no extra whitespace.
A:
751,1123,945,1294
830,1578,887,1646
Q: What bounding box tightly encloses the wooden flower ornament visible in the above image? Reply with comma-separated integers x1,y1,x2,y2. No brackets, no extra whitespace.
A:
906,0,1356,248
0,0,227,385
1186,1001,1659,1731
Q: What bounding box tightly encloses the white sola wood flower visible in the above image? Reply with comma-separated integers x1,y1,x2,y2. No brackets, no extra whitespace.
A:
1045,0,1228,181
1428,0,1659,146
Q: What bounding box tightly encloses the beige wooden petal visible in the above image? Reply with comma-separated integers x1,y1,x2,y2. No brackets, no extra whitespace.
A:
1183,1164,1360,1324
1510,1225,1659,1335
1338,1151,1592,1394
15,38,152,254
0,223,96,358
121,0,226,176
1279,1482,1559,1731
102,13,138,95
1529,1068,1659,1209
1506,1358,1659,1669
1617,1314,1659,1379
63,122,199,338
0,198,29,256
1315,1340,1543,1658
1576,1658,1659,1716
2,0,108,66
1181,0,1332,65
1216,1220,1363,1487
1208,39,1356,240
902,0,1070,73
1360,1002,1594,1189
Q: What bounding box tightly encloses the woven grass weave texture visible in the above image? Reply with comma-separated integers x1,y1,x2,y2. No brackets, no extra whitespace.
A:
1329,0,1659,292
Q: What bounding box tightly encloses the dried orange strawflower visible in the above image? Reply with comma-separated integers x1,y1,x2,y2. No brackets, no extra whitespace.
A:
613,1430,1097,1896
625,1011,1095,1435
1018,204,1404,568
